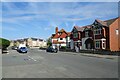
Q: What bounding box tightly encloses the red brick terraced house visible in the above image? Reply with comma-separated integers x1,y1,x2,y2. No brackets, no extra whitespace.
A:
81,25,94,50
70,17,120,52
91,17,120,51
70,26,85,50
51,27,71,47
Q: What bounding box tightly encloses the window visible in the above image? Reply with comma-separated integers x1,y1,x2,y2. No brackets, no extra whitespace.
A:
95,41,100,48
85,31,89,37
94,28,101,35
73,33,78,38
116,29,119,35
60,38,63,40
102,40,106,49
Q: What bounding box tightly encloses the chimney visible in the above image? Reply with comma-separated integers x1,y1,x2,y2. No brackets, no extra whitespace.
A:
55,27,58,33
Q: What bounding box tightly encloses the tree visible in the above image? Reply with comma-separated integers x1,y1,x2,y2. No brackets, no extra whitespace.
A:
0,38,10,49
47,38,52,46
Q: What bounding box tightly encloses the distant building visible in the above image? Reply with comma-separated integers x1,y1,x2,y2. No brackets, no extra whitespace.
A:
10,38,47,48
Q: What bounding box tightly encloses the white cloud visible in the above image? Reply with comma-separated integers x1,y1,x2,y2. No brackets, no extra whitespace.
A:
2,2,118,22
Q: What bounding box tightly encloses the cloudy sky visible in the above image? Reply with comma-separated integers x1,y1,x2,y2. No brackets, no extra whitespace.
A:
1,2,118,40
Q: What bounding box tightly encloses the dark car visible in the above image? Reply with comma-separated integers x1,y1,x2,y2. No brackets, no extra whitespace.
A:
46,46,58,53
11,46,18,50
2,48,9,54
17,47,28,53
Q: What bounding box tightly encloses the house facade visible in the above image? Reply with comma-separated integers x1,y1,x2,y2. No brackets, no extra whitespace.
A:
81,25,94,50
51,27,71,47
109,17,120,51
70,17,120,51
70,26,85,50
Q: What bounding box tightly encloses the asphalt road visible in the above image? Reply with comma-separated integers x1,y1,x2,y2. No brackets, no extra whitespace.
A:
2,48,118,78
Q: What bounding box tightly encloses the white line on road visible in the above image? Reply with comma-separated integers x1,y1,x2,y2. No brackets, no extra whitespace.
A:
27,55,37,61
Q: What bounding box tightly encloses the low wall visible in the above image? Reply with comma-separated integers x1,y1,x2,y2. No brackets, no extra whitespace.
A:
60,49,120,56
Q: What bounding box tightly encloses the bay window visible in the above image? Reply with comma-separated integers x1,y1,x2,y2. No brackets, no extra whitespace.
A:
95,41,100,49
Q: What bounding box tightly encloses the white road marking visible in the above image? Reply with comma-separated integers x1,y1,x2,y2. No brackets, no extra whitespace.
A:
27,55,37,61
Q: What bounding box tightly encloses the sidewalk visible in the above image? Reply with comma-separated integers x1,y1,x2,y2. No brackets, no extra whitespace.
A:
59,51,118,60
80,53,118,59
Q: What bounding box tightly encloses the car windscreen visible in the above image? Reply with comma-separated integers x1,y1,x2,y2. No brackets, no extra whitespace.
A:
20,47,26,49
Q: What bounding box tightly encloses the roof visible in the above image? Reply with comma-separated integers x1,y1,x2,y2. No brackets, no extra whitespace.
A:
74,25,92,32
67,32,71,36
52,34,60,38
104,17,119,26
52,28,70,39
95,17,119,27
95,19,107,26
59,33,67,38
74,26,85,32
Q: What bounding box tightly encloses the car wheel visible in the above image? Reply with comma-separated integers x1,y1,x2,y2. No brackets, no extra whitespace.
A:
54,50,57,53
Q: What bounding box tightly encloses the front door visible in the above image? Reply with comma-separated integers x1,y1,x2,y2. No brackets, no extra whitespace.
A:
85,38,94,49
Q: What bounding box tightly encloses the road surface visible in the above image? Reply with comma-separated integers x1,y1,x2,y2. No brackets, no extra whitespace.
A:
2,48,118,78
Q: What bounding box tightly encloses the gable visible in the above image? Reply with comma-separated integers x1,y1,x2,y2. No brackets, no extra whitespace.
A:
72,27,78,32
93,20,103,29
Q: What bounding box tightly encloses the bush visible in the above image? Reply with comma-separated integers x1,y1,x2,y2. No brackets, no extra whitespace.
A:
0,38,10,49
60,46,67,49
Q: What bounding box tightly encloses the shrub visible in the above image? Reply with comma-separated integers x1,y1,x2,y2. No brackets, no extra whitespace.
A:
60,46,67,49
0,38,10,49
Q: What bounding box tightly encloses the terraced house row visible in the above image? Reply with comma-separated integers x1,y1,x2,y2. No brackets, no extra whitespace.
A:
51,17,120,52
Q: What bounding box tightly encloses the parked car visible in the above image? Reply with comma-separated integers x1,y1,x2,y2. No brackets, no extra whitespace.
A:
11,46,18,50
46,46,58,53
17,47,28,53
2,48,9,54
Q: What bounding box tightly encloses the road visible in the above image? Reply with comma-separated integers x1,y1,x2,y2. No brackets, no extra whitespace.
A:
2,48,118,78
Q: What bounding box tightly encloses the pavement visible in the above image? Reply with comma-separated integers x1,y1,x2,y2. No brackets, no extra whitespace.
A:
59,51,118,60
2,48,118,78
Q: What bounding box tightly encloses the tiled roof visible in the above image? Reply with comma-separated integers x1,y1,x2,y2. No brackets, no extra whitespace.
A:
67,32,71,36
59,33,67,38
95,17,119,27
95,19,107,26
74,26,86,32
104,17,119,26
52,28,70,39
52,34,60,38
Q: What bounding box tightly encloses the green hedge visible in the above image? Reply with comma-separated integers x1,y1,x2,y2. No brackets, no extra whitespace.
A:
0,38,10,49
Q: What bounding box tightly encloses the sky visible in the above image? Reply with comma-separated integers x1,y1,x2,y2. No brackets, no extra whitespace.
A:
1,2,118,40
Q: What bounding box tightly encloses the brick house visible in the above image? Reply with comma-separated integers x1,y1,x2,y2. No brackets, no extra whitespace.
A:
70,17,120,52
108,17,120,51
81,25,94,50
92,17,120,51
51,27,71,47
70,26,85,50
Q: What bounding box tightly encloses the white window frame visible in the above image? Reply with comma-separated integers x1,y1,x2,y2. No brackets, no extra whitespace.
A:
116,29,119,35
95,40,100,49
94,28,101,35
